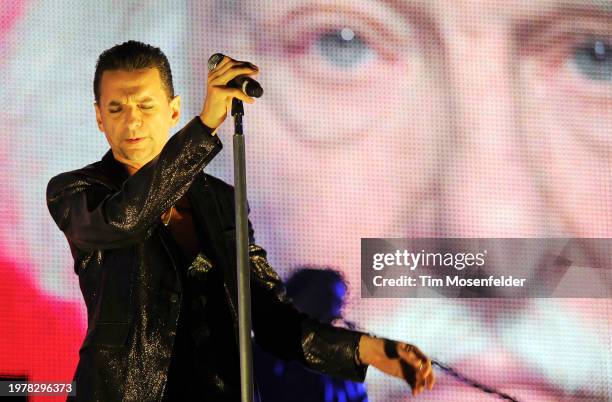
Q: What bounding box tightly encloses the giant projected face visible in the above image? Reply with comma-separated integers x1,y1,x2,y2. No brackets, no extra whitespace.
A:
192,1,611,400
197,0,611,277
0,1,610,401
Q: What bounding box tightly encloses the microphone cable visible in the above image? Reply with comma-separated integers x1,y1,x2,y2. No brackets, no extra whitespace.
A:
431,358,521,401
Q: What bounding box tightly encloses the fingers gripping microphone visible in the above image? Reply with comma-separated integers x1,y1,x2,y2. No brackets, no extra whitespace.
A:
208,53,264,98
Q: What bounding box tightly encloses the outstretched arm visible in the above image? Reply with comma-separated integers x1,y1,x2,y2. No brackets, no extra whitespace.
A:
46,117,221,251
249,244,435,395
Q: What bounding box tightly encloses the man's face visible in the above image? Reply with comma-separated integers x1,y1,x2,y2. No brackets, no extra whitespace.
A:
95,68,180,170
194,2,610,397
197,0,611,284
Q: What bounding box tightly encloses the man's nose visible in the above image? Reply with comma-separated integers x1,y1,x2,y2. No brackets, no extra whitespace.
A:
124,105,142,131
437,27,546,237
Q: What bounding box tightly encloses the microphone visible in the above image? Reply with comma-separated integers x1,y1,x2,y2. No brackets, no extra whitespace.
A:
207,53,264,98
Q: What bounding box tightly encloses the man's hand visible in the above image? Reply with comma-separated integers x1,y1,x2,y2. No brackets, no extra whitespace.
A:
200,55,259,131
358,335,435,396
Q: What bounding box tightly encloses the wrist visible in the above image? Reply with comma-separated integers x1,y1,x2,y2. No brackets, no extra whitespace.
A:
357,335,380,366
198,114,220,133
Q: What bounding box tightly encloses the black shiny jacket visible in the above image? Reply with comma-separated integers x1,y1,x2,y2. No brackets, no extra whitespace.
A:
46,117,367,401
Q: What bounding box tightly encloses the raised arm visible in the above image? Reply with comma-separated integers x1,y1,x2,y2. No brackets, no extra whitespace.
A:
47,54,259,252
46,117,221,251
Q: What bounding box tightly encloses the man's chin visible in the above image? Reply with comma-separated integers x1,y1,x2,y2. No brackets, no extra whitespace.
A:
116,149,153,166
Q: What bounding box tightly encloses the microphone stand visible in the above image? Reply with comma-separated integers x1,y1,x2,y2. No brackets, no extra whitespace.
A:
232,98,254,402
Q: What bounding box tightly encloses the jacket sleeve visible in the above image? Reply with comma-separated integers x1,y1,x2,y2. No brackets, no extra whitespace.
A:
249,244,368,382
46,116,222,252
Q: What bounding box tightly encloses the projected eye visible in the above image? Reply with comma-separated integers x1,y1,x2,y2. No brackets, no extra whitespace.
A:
280,23,399,86
286,25,380,73
521,22,612,98
316,29,374,69
572,39,611,81
273,8,407,86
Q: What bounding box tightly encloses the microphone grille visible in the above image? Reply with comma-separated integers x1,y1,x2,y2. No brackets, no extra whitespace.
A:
207,53,225,71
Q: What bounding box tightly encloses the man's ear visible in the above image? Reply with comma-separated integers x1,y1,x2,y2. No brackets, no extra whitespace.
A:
94,102,105,132
169,95,181,127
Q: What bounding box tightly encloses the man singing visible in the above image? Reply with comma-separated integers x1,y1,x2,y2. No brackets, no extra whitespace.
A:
46,40,434,401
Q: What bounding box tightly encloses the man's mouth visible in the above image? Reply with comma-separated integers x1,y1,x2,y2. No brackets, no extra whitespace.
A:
126,138,145,144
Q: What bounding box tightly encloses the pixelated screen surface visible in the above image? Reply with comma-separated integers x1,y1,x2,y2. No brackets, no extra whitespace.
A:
0,1,610,401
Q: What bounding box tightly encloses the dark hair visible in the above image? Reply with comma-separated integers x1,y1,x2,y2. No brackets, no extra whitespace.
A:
93,40,174,104
285,267,348,322
285,267,347,299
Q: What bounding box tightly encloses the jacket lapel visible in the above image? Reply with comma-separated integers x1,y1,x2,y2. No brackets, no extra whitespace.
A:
98,149,130,190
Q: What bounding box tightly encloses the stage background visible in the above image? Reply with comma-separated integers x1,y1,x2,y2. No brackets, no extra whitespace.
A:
0,1,610,401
